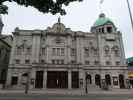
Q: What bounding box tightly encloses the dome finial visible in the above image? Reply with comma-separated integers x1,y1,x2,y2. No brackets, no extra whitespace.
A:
99,13,106,18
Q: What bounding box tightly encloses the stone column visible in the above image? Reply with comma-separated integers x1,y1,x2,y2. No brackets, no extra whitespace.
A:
43,70,47,89
119,33,126,65
45,36,50,64
80,38,84,64
104,27,107,33
31,31,41,63
124,71,129,89
68,70,71,89
6,68,12,87
9,34,17,64
66,36,71,64
91,74,95,85
31,35,36,63
18,72,22,88
76,37,81,64
101,73,105,89
79,70,85,89
29,69,36,89
79,70,85,94
46,46,51,64
97,32,104,66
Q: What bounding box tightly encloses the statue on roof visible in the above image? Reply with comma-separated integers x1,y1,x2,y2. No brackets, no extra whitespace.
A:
58,17,61,23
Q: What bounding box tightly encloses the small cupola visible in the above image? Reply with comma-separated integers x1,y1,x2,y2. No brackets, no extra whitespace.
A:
91,13,116,33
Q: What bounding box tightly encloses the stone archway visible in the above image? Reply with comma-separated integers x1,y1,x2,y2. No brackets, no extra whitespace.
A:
105,74,111,85
86,74,92,84
119,74,125,88
95,74,101,88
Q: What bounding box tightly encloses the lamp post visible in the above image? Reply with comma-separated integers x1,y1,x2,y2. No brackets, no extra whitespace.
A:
126,0,133,32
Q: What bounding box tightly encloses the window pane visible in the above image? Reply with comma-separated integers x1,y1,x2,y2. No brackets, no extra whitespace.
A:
61,48,65,56
52,48,56,56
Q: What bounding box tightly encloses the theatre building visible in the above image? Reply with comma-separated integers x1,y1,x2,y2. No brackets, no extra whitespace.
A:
6,14,128,91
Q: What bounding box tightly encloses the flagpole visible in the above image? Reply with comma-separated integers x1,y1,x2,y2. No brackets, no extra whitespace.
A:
99,0,104,13
127,0,133,32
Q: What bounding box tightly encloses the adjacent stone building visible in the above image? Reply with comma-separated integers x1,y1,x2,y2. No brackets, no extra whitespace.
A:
127,57,133,88
0,16,12,88
6,14,128,91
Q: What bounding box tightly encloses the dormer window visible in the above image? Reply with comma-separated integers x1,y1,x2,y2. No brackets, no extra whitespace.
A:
97,27,104,33
107,27,112,33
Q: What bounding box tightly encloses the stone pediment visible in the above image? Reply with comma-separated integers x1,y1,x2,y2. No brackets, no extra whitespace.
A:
46,18,72,33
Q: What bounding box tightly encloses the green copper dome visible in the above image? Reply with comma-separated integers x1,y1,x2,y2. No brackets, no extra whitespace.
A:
94,13,114,27
127,57,133,66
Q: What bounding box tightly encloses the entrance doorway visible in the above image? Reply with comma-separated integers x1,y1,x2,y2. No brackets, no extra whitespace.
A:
72,71,79,88
86,74,92,84
95,74,101,88
105,74,111,85
35,71,44,88
47,71,68,88
119,74,125,88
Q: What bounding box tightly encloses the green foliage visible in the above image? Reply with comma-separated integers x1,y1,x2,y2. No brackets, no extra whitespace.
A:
0,4,8,14
0,0,83,15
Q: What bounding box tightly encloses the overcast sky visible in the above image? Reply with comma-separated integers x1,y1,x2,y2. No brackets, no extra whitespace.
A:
1,0,133,58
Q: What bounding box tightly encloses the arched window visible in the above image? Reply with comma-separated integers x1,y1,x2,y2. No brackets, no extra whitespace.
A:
90,46,98,56
107,26,112,33
95,74,101,87
105,74,111,85
16,47,22,55
104,45,110,56
22,73,28,77
26,47,31,55
21,73,28,84
42,48,45,55
112,46,120,57
84,48,89,57
93,48,98,56
86,74,92,84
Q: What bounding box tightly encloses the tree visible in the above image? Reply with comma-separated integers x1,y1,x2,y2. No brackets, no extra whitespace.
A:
0,0,83,15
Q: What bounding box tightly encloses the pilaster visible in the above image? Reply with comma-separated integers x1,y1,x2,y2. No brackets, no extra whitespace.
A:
29,69,36,89
68,70,71,89
43,70,47,89
66,36,71,64
9,35,17,65
31,32,41,63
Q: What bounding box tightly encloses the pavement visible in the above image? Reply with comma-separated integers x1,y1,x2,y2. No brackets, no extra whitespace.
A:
0,88,133,95
0,93,133,100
